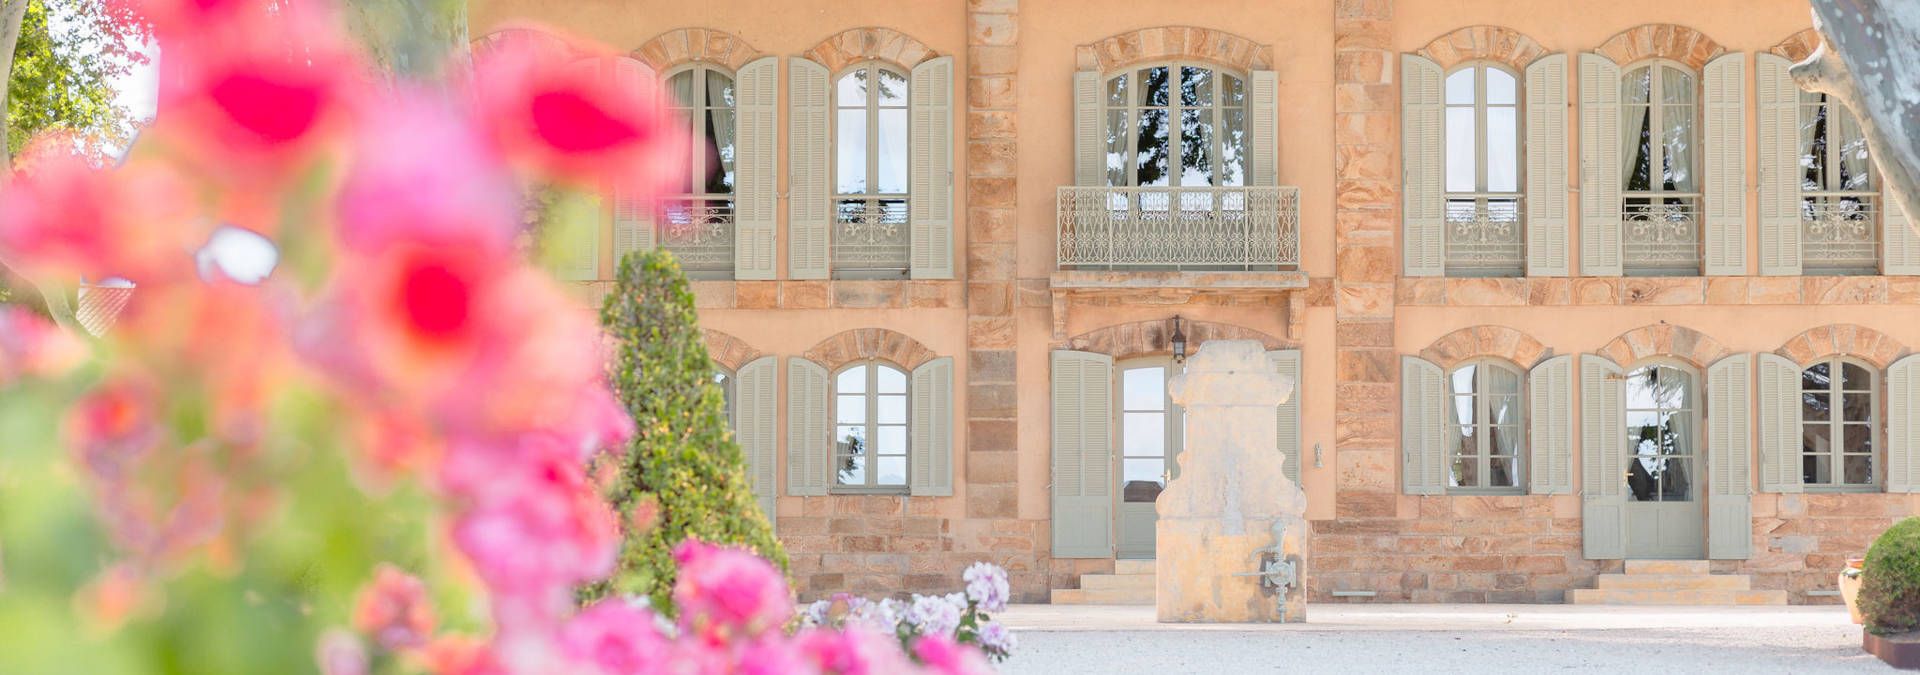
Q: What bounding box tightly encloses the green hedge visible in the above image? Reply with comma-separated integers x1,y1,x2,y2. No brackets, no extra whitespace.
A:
1862,517,1920,635
583,249,786,612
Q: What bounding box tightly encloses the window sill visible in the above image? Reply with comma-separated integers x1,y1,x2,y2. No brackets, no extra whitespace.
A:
1801,484,1881,495
828,487,911,497
1445,488,1529,497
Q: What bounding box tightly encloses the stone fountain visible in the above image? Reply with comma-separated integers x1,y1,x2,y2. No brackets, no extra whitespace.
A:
1156,340,1306,623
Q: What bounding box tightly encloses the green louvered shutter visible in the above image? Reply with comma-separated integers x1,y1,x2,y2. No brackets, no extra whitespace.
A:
909,57,955,279
1525,53,1570,276
1401,54,1444,277
786,357,829,496
1052,350,1114,558
733,57,779,280
1401,356,1445,494
1580,354,1626,559
1707,354,1752,559
909,357,954,496
737,356,779,527
1756,353,1804,494
1528,354,1573,494
1578,53,1623,276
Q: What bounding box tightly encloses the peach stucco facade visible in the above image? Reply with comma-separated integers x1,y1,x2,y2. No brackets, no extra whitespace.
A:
472,0,1920,604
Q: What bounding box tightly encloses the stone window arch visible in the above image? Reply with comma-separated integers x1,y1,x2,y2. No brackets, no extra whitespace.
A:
1414,25,1547,73
1595,24,1727,72
803,27,940,72
1075,26,1273,74
634,27,765,72
1596,323,1730,371
803,327,938,373
1776,324,1911,371
1418,325,1550,371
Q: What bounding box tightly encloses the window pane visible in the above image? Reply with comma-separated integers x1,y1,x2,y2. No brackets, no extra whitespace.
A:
670,70,695,106
1490,425,1520,457
1445,69,1475,106
877,457,907,486
1837,109,1873,191
837,453,866,485
1136,110,1171,187
707,70,735,107
1106,74,1128,107
1804,422,1831,456
1624,103,1654,189
1801,99,1827,192
1449,455,1479,487
1622,67,1651,105
1658,456,1693,500
705,109,736,194
877,394,906,425
1842,362,1873,391
1488,457,1517,488
838,70,867,106
876,68,907,106
1451,395,1477,428
1662,100,1695,191
1484,365,1521,395
1179,108,1211,186
1449,364,1477,395
1181,66,1212,106
1843,454,1873,485
1222,73,1246,106
1123,412,1166,456
1661,67,1695,104
1843,393,1873,423
1489,395,1520,427
1487,106,1519,192
1139,67,1169,106
836,109,868,194
877,366,907,394
837,425,866,453
1122,458,1164,502
1803,363,1831,391
1219,109,1247,187
1105,110,1130,187
838,366,867,393
837,395,866,424
877,425,907,454
1450,418,1475,456
1486,68,1516,105
1803,392,1830,421
877,108,908,193
1445,106,1476,192
1844,423,1873,454
1123,367,1166,411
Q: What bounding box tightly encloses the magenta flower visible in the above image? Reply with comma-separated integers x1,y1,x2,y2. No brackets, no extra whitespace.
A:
672,540,793,639
560,599,669,674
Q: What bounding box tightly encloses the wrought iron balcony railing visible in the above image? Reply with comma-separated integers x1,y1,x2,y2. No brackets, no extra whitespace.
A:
1445,196,1523,276
1802,193,1879,273
1622,194,1701,274
659,200,736,278
832,198,911,277
1055,186,1300,270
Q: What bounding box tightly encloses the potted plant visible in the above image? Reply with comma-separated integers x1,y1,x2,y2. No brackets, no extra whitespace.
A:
1861,518,1920,669
1844,557,1867,624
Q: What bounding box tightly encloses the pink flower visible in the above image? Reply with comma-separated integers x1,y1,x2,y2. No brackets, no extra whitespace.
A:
473,37,683,191
672,540,793,640
417,634,503,675
0,306,87,382
791,626,915,675
315,629,370,675
560,600,669,674
736,634,821,675
911,634,992,675
333,93,520,259
0,149,201,284
447,441,619,596
352,564,437,651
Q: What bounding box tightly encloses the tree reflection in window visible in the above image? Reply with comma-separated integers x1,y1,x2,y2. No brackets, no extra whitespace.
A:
1800,359,1876,487
1102,64,1248,189
833,361,909,488
1624,364,1694,502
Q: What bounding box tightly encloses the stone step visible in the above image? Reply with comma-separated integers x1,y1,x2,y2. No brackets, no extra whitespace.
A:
1623,559,1712,575
1080,573,1156,591
1596,574,1751,591
1115,559,1156,575
1567,588,1788,606
1050,586,1156,605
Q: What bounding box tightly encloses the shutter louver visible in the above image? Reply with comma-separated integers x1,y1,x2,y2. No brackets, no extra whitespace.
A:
1251,70,1280,187
788,58,832,279
910,357,954,496
1528,354,1574,495
1890,354,1920,493
1758,352,1797,490
909,56,955,279
734,57,780,280
1051,350,1115,558
737,356,780,528
1580,354,1626,559
1400,356,1445,495
1269,349,1303,486
1073,71,1104,186
1401,54,1445,277
611,58,658,266
1756,53,1803,276
1578,54,1624,276
1884,199,1920,275
786,357,830,496
1526,54,1571,277
1756,353,1804,494
1707,354,1753,559
1703,53,1748,276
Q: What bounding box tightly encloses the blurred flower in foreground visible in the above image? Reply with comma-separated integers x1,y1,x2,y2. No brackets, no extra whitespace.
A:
0,307,86,382
474,42,684,193
352,564,436,651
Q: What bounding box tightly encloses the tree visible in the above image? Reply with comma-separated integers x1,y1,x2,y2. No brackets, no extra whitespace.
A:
3,0,146,166
587,249,786,611
341,0,469,83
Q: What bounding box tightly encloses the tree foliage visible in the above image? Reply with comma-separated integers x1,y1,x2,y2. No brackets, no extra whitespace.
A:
1862,517,1920,635
587,249,786,612
4,0,148,161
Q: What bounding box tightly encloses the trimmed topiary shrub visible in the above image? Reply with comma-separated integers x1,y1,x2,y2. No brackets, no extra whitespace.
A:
584,248,786,611
1861,517,1920,635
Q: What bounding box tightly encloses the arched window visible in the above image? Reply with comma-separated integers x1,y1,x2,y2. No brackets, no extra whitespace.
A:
1799,91,1879,275
1621,62,1701,275
664,65,737,279
1800,357,1877,488
1103,63,1248,189
833,360,909,488
1443,64,1522,276
713,368,736,426
1625,363,1696,503
832,62,911,278
1446,360,1524,490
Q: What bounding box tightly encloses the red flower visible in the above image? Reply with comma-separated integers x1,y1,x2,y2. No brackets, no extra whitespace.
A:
352,564,437,651
473,38,683,192
0,149,201,284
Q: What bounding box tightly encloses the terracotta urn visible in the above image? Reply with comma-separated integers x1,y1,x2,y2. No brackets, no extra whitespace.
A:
1842,557,1866,625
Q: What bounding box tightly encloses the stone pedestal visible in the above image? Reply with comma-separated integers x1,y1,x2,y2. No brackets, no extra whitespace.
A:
1157,340,1307,623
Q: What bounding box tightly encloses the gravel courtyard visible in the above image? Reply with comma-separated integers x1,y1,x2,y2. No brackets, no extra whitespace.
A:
995,604,1891,674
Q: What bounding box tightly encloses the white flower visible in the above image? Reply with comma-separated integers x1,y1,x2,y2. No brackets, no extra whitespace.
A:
962,562,1011,612
975,621,1017,655
906,593,964,636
